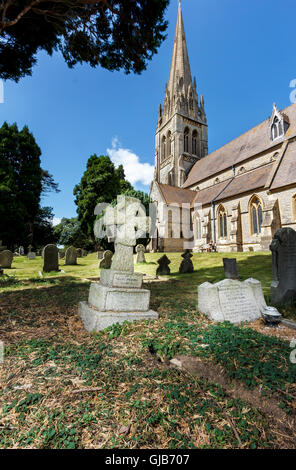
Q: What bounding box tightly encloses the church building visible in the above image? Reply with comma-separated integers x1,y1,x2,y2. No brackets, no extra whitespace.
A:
150,1,296,253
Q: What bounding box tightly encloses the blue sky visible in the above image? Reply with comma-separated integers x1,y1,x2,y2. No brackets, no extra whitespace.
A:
1,0,296,223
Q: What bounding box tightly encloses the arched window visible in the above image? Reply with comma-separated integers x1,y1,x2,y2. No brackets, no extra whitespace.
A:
161,136,166,161
192,130,198,156
167,131,171,156
250,196,263,235
196,217,202,240
218,206,227,239
184,128,189,153
271,116,284,141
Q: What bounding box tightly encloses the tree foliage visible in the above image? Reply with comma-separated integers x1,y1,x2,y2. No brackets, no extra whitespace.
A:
0,121,59,248
74,154,131,245
53,217,94,250
0,0,169,81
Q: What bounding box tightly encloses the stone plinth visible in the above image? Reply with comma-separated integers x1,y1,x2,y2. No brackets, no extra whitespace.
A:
88,283,150,312
100,269,143,289
198,278,266,324
78,302,158,332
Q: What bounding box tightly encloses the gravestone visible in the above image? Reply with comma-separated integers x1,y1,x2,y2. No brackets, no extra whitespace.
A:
136,244,146,263
198,278,266,323
59,252,65,259
76,248,82,258
97,251,104,260
78,195,158,331
27,252,36,260
99,250,113,269
43,244,59,273
156,255,171,276
65,246,77,265
0,250,13,268
270,228,296,305
179,250,194,274
223,258,239,280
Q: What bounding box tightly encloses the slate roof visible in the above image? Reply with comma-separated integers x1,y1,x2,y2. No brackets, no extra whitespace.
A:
183,102,296,188
271,140,296,190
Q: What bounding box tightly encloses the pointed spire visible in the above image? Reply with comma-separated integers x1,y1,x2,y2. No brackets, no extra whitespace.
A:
167,0,192,102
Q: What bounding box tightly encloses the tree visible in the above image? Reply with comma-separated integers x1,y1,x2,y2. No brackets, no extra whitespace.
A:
0,0,169,82
53,217,94,250
74,154,131,247
0,121,59,248
33,206,57,248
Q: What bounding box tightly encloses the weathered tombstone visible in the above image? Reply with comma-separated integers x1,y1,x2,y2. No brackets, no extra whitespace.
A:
78,195,158,331
156,255,171,276
41,247,45,259
198,278,266,324
59,252,65,259
179,250,194,274
0,250,13,268
223,258,239,280
27,252,36,260
43,244,59,273
136,244,146,263
270,228,296,305
76,248,82,258
65,246,77,266
99,250,113,269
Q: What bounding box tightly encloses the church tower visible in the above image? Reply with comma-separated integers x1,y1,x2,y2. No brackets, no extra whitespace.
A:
154,0,208,187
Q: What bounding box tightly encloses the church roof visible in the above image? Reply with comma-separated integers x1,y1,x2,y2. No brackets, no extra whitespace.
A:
271,140,296,190
183,102,296,188
167,1,192,101
158,183,196,205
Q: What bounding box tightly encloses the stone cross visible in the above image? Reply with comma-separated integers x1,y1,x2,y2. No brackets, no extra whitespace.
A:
157,255,171,276
179,250,194,274
270,227,296,305
103,196,150,274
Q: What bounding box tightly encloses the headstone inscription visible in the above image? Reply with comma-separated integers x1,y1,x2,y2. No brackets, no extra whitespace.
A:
198,278,266,323
78,196,158,331
43,244,59,273
223,258,239,280
65,246,77,265
156,255,171,276
270,228,296,305
179,250,194,274
99,250,113,269
136,244,146,263
0,250,13,268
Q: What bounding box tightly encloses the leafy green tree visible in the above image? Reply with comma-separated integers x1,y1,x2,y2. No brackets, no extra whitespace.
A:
53,217,94,250
0,122,59,248
0,0,169,82
33,206,58,248
74,154,130,247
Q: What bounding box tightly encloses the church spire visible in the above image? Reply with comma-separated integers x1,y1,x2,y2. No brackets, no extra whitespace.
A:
167,0,192,100
159,0,203,124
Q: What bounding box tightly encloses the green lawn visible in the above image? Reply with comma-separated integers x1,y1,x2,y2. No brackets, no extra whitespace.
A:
3,251,272,294
1,251,296,449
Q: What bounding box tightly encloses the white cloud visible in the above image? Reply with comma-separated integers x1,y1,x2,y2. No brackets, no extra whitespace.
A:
107,137,154,187
52,217,62,227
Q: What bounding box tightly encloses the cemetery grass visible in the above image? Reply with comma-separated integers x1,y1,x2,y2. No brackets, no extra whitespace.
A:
1,252,296,449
